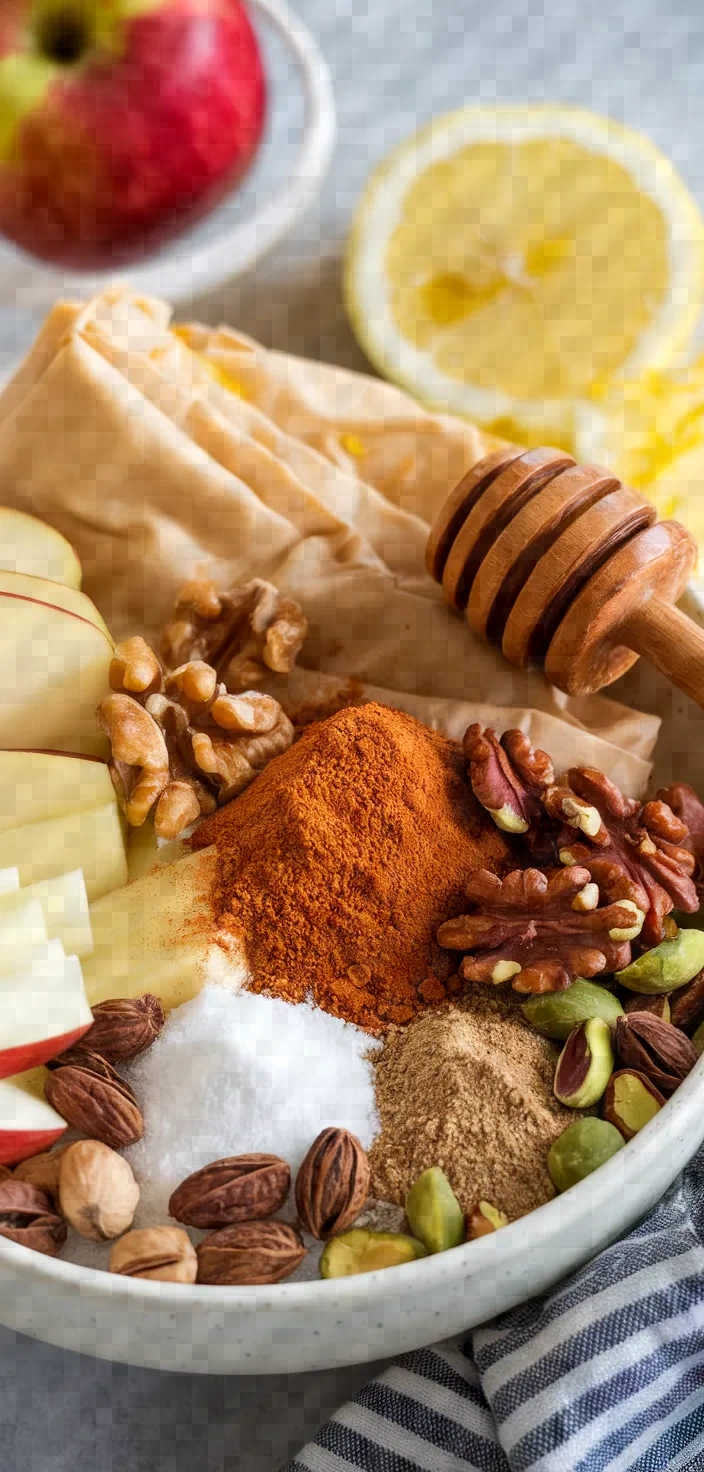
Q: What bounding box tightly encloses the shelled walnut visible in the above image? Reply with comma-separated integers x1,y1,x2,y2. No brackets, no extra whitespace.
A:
161,577,307,690
98,636,295,839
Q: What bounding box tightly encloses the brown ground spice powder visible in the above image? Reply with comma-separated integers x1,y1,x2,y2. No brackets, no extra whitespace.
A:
369,990,582,1220
191,702,511,1032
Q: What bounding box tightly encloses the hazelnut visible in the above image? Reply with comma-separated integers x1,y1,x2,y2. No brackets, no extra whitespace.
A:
58,1141,140,1241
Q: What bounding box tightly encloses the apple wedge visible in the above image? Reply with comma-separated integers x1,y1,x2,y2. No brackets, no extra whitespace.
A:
126,820,187,882
0,507,82,589
0,897,48,963
0,870,92,958
0,569,109,638
0,950,93,1077
0,1079,67,1164
0,868,19,894
0,749,114,831
2,805,127,902
82,845,237,1011
0,594,112,758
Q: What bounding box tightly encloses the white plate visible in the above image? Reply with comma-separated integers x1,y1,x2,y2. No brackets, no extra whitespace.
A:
0,0,336,311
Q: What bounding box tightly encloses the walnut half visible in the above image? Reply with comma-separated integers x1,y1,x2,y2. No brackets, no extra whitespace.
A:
97,641,294,840
160,578,307,691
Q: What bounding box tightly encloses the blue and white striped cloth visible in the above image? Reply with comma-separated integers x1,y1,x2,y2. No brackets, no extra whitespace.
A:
286,1147,704,1472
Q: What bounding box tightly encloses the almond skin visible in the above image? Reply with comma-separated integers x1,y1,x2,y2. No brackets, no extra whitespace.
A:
295,1128,370,1240
81,995,166,1063
0,1179,66,1257
615,1012,698,1097
196,1220,306,1285
169,1154,290,1229
45,1056,144,1149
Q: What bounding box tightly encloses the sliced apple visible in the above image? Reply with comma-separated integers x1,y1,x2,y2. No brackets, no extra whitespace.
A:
0,749,114,831
82,845,229,1011
0,898,48,968
0,868,19,894
126,820,187,882
0,507,82,589
0,870,92,957
0,950,92,1078
0,594,112,758
2,805,127,902
0,1079,67,1165
0,569,109,638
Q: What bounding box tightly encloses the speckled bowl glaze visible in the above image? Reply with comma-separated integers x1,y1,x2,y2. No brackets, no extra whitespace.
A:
0,1041,702,1374
2,593,704,1374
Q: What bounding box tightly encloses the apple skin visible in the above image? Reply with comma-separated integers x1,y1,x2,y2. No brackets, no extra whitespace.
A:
0,0,267,268
0,1021,92,1081
0,1124,66,1167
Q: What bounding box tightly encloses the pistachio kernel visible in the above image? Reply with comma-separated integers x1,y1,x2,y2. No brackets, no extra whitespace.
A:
603,1069,665,1141
616,929,704,995
693,1019,704,1055
319,1229,427,1279
467,1201,509,1239
405,1167,465,1254
548,1118,625,1194
554,1017,614,1108
522,978,624,1041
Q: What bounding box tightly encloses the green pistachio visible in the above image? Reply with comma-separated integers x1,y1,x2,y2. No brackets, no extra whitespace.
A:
522,978,624,1040
616,930,704,995
319,1228,427,1279
693,1020,704,1055
405,1167,465,1254
548,1117,625,1193
554,1017,614,1107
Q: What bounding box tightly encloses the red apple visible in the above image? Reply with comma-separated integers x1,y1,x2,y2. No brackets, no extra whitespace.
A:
0,947,94,1079
0,0,267,268
0,1080,67,1165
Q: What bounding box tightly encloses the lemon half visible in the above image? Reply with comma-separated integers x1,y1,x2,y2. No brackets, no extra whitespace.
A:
345,106,704,446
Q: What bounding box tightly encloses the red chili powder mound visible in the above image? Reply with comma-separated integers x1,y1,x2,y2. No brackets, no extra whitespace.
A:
191,702,512,1032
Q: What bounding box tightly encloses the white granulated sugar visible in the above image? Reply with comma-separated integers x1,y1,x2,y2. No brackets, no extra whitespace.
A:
121,985,380,1230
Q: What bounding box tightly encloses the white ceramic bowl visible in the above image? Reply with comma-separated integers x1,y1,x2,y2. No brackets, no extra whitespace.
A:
0,990,702,1374
0,0,336,312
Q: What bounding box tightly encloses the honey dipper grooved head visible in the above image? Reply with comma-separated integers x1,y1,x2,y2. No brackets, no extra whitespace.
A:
428,445,698,699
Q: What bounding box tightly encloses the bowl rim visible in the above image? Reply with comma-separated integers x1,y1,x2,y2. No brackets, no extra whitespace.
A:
0,0,337,309
2,1043,703,1309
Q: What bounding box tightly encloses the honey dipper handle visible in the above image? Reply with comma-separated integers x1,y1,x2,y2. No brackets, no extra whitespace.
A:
625,597,704,709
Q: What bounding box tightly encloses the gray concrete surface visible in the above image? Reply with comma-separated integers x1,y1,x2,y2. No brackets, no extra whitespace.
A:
1,0,703,1466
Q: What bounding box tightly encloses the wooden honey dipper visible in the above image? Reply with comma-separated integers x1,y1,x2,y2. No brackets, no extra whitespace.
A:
426,444,704,704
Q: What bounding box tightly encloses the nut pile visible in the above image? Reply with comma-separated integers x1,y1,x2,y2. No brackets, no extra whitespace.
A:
0,990,508,1282
98,575,306,840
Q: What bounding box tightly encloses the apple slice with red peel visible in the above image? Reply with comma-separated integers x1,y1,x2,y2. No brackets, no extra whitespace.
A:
0,871,92,958
0,569,109,637
0,1080,67,1165
0,592,113,758
0,508,82,589
0,949,92,1078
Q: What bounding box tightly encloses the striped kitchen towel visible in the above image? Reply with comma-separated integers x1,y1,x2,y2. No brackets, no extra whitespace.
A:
286,1146,704,1472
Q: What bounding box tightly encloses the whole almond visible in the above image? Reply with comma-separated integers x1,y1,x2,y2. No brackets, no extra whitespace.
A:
59,1141,140,1241
196,1220,306,1285
0,1179,67,1257
13,1143,71,1199
81,995,166,1063
615,1012,699,1096
45,1056,144,1149
169,1154,290,1229
110,1226,197,1283
295,1128,370,1240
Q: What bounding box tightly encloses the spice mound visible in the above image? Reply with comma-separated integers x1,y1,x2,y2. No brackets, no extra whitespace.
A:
191,703,511,1031
369,989,582,1221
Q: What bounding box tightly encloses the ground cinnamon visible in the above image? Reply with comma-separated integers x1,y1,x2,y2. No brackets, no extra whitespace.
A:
191,702,511,1032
